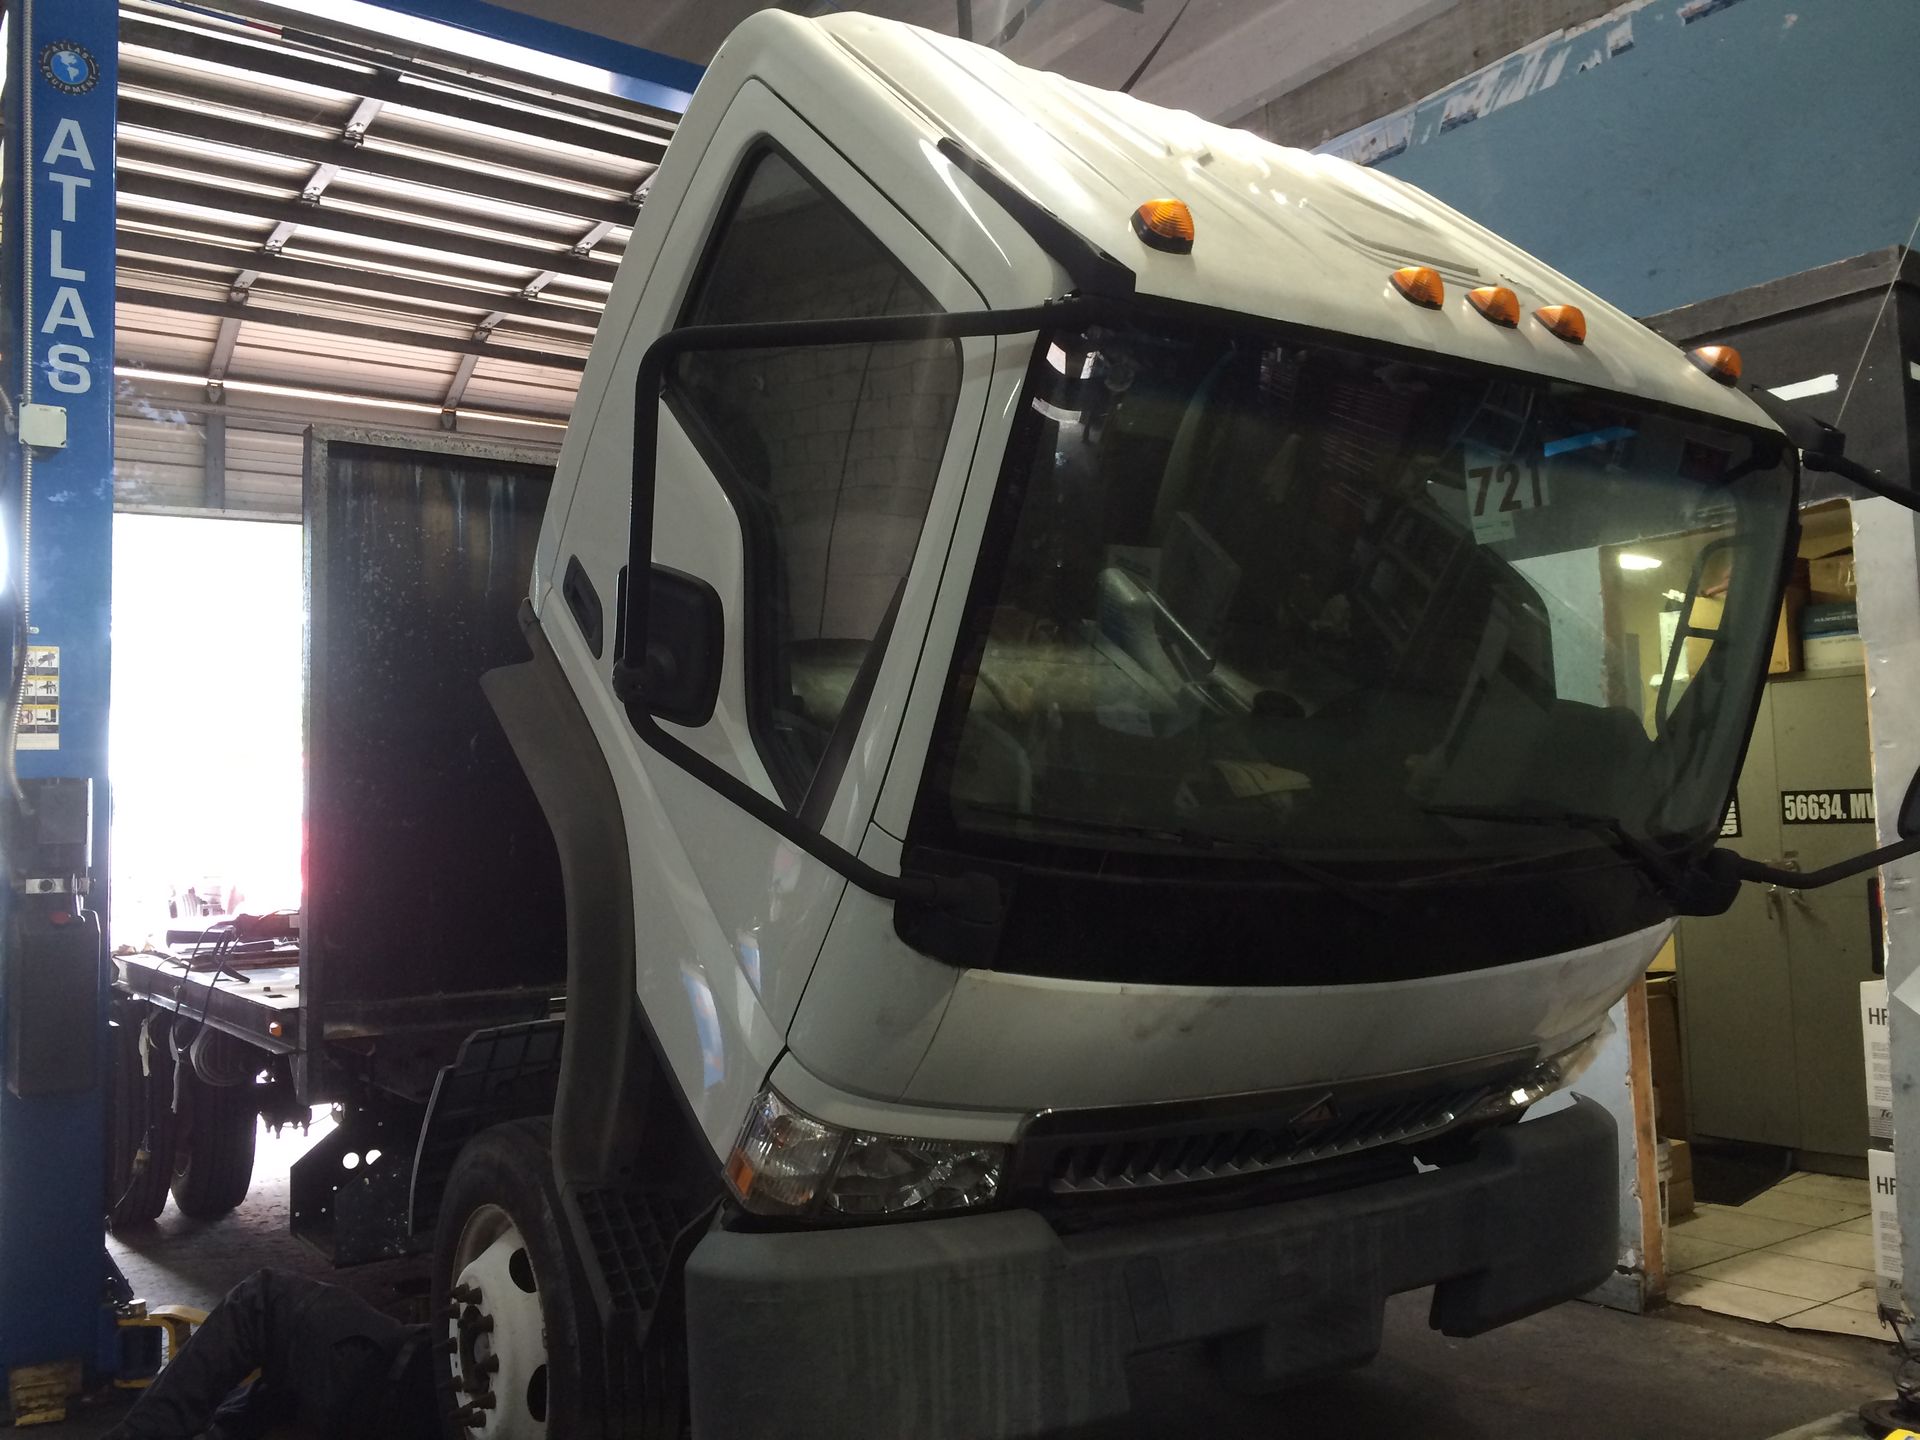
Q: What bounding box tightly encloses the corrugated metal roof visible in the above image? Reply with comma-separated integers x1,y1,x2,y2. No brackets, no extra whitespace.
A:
114,0,677,433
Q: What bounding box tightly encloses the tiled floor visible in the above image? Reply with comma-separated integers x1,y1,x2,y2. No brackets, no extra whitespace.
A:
1667,1170,1886,1339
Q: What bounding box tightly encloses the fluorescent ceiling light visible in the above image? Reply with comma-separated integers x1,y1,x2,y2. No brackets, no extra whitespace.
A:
1767,373,1839,402
1616,552,1662,571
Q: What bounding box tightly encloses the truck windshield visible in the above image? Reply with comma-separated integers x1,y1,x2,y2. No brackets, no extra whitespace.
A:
915,318,1795,878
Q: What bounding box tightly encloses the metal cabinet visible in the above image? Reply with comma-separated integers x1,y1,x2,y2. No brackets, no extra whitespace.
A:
1678,669,1878,1162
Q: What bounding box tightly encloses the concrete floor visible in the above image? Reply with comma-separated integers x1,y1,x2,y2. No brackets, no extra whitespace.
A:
33,1121,1902,1438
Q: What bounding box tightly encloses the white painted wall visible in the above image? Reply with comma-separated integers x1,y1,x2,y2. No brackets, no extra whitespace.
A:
1852,498,1920,1306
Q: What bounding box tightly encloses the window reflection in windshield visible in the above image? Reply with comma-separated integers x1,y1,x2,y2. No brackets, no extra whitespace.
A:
920,321,1794,870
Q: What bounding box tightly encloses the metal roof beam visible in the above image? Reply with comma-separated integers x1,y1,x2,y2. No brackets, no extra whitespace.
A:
116,98,643,230
117,284,588,371
208,315,242,384
202,410,228,509
440,353,481,429
342,97,383,146
116,232,599,332
300,163,341,205
116,174,615,282
119,15,670,165
571,221,616,258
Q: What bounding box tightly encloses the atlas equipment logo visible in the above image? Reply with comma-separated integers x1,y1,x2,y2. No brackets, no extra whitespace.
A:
39,42,100,96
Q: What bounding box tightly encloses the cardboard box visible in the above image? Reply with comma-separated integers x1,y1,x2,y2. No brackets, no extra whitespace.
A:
1803,633,1864,671
1865,980,1893,1142
1871,1146,1906,1316
1668,1138,1694,1220
1769,586,1805,675
1684,589,1803,678
1809,551,1856,603
1646,974,1688,1140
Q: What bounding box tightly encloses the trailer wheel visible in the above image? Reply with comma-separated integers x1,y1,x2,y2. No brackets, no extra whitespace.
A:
169,1070,259,1218
436,1119,609,1440
106,1008,177,1231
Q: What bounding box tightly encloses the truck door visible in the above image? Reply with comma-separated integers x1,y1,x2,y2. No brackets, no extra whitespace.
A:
548,82,993,1134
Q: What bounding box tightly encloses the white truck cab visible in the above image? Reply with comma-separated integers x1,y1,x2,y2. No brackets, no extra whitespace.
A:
452,12,1802,1437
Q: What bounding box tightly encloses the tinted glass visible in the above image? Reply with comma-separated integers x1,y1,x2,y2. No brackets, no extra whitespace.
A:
671,150,960,808
917,320,1794,878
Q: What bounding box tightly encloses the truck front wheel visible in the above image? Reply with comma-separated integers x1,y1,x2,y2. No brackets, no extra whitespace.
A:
435,1119,594,1439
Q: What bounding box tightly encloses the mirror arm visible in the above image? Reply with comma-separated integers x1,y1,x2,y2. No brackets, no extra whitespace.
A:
1801,451,1920,514
1735,377,1920,511
1730,834,1920,890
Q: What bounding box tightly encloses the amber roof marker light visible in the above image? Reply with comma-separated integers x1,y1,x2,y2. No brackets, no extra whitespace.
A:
1131,199,1194,253
1391,265,1444,309
1468,285,1520,327
1535,304,1587,344
1689,344,1743,385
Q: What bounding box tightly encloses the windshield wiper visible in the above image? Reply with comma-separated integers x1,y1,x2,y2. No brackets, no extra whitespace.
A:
1420,800,1690,902
958,804,1391,914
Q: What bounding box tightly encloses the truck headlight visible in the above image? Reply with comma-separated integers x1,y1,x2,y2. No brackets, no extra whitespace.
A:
724,1088,1007,1219
1465,1020,1614,1123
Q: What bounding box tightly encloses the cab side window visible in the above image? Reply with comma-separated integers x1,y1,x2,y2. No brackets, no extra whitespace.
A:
669,148,960,812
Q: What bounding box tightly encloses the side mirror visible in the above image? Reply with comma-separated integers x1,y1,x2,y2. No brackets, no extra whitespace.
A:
626,565,722,728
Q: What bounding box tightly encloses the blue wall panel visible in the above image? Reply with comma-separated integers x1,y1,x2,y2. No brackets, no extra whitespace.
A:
1364,0,1920,316
351,0,701,113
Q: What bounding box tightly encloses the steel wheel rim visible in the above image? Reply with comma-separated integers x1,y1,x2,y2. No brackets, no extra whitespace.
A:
449,1203,550,1438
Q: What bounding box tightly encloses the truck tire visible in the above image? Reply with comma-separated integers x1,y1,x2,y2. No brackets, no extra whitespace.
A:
435,1119,618,1439
106,1008,177,1231
169,1070,259,1219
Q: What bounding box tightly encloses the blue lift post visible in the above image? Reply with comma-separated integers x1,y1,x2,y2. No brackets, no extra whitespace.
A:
0,0,692,1418
0,0,124,1421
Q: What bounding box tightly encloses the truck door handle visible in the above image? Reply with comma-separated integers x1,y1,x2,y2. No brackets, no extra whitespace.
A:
563,555,604,659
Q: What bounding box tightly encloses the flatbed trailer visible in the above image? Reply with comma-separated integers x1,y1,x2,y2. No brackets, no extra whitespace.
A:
107,426,570,1261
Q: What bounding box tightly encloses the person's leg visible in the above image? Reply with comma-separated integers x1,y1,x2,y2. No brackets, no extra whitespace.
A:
202,1373,292,1440
102,1270,302,1440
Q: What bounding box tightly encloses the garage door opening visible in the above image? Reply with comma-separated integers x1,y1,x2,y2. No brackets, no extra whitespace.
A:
109,513,304,943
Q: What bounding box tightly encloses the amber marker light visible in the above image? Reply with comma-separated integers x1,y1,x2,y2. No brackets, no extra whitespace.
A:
1535,304,1587,344
1391,265,1445,309
1131,199,1195,253
1468,285,1520,327
1688,344,1743,385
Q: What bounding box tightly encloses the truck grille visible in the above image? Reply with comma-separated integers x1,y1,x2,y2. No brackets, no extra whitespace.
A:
1041,1083,1489,1196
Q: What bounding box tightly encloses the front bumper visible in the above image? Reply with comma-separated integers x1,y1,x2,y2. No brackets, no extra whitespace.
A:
684,1096,1617,1439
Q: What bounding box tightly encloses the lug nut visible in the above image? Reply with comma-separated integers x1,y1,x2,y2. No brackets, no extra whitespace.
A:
450,1283,481,1305
459,1312,494,1336
470,1392,497,1410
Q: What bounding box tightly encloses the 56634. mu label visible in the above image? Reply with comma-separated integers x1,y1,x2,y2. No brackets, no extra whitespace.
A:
1780,789,1875,824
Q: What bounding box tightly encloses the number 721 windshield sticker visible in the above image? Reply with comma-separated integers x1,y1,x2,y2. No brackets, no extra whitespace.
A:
1464,444,1549,543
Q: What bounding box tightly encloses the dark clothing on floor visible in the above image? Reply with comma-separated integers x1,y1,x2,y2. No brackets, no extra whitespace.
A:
104,1269,439,1440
